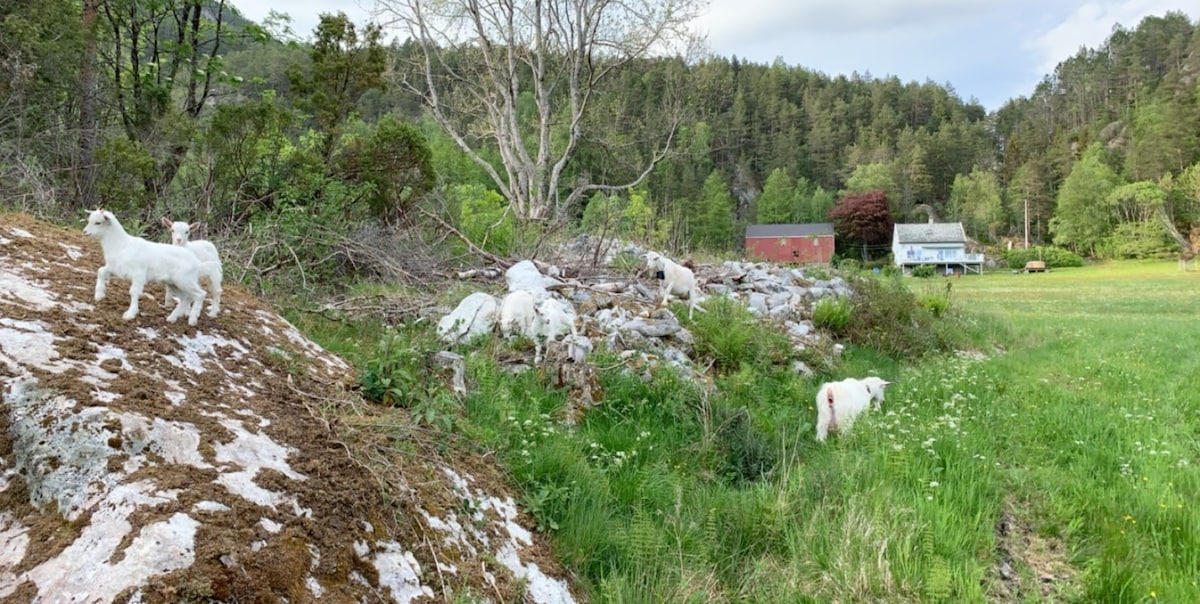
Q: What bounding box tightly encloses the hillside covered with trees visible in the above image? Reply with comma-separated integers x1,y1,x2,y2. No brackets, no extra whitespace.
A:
2,2,1199,275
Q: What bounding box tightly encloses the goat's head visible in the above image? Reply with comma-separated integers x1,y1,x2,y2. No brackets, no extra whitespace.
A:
862,376,891,404
161,218,201,246
644,251,663,272
83,209,115,237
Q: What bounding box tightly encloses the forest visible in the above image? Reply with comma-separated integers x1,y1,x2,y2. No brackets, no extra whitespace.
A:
2,1,1199,285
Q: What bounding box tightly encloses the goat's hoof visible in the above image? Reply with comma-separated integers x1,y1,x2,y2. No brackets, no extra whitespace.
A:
121,311,137,321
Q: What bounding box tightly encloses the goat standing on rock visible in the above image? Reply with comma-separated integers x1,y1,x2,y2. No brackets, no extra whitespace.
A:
644,251,702,320
84,209,207,326
161,218,223,317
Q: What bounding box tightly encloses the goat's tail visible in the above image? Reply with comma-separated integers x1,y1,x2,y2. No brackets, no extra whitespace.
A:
825,386,838,432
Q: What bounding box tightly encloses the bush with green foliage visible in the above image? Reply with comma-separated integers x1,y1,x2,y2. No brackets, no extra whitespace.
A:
690,296,793,373
842,275,959,357
917,281,954,318
1099,221,1175,259
1005,246,1084,269
452,183,517,256
911,264,936,278
812,296,853,333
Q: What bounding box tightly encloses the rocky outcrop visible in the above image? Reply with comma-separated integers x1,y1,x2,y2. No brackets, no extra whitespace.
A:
0,214,576,603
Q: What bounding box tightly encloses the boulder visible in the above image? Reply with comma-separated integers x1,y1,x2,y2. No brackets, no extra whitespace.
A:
437,292,500,344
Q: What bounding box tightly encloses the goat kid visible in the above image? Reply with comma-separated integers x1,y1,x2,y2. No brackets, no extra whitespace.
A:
532,297,579,364
498,290,538,339
644,251,702,319
160,218,223,317
814,376,890,442
84,209,206,326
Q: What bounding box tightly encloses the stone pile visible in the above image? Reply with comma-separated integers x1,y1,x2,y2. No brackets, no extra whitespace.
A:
438,245,855,379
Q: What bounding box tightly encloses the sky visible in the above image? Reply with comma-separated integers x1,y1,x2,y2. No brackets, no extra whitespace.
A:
233,0,1200,112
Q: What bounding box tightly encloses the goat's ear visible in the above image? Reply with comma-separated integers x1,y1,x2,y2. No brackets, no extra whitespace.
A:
160,217,172,228
189,222,202,232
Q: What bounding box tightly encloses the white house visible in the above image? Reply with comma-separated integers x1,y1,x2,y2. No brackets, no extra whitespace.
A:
892,222,984,275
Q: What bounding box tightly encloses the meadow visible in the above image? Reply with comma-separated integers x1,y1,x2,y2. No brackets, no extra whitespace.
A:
294,260,1200,603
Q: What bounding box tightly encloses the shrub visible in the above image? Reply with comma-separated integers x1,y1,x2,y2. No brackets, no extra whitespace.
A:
837,258,861,272
842,275,952,358
911,264,936,278
1005,246,1084,269
691,296,792,373
360,328,435,408
812,296,853,333
609,249,645,275
1100,221,1175,259
918,281,953,318
710,401,776,484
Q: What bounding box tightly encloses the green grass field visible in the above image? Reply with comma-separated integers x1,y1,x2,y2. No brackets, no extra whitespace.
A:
295,260,1200,602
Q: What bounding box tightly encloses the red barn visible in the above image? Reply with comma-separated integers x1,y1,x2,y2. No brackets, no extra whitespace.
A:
744,223,836,264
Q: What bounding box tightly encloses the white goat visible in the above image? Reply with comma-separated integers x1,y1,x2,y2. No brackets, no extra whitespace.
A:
531,297,578,364
498,290,538,339
644,251,701,319
814,376,891,442
160,218,223,317
84,209,206,326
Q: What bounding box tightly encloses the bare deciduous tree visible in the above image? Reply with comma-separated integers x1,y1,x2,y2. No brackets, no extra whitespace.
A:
375,0,706,222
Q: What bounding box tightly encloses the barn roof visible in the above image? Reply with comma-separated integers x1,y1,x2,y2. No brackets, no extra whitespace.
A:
894,222,966,244
745,223,835,238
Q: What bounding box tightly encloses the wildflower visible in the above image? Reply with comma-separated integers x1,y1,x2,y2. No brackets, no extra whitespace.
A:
929,481,940,488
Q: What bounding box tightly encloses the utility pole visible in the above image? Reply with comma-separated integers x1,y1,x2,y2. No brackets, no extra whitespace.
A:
1024,198,1030,249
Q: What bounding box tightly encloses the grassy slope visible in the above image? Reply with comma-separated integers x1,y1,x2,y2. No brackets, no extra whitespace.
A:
293,261,1200,603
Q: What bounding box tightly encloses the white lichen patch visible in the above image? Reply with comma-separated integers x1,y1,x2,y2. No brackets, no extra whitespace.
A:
0,318,72,374
21,482,197,603
212,418,310,515
0,270,56,311
58,242,84,260
166,331,250,374
193,501,231,513
256,311,351,373
118,413,212,469
427,467,577,604
372,541,433,603
0,512,31,598
260,518,282,533
5,227,33,238
307,575,325,598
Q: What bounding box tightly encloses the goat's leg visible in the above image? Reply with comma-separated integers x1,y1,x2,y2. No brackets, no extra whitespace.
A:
183,281,206,326
206,263,223,317
95,265,109,301
165,284,185,322
123,276,145,320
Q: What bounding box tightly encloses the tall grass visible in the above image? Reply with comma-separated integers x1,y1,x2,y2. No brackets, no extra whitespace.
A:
296,260,1200,602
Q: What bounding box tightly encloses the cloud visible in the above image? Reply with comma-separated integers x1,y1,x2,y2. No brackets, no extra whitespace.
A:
1022,0,1191,78
696,0,997,48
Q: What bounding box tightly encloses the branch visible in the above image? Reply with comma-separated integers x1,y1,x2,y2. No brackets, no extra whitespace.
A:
417,206,511,267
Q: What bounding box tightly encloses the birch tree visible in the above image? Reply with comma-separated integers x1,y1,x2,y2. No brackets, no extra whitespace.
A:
375,0,706,221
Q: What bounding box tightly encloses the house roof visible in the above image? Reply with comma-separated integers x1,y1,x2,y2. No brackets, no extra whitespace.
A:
894,222,966,244
745,223,835,238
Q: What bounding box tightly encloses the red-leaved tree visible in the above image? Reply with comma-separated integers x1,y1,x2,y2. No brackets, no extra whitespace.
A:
827,189,895,261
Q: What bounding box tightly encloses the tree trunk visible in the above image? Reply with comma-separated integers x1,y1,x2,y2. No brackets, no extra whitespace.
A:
75,0,101,211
